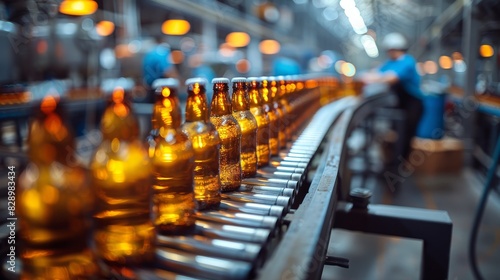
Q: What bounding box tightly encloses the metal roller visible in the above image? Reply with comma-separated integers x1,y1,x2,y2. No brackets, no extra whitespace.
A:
155,247,252,280
156,235,263,263
195,220,271,244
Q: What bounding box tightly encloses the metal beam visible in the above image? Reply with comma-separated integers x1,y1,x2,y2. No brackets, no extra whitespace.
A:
410,0,465,58
149,0,295,43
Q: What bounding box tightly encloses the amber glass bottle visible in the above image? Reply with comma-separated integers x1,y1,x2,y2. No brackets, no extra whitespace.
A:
231,77,257,178
277,76,292,146
90,87,155,266
182,78,222,209
260,76,280,156
210,78,242,191
269,77,285,150
18,95,98,279
150,78,195,234
247,77,270,167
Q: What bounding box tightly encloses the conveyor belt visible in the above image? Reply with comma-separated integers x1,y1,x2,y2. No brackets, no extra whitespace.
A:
1,90,398,280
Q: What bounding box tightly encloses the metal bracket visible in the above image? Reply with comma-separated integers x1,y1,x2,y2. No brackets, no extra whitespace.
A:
333,202,452,280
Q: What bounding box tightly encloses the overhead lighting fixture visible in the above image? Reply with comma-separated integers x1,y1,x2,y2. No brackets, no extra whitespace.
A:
226,32,251,48
162,19,190,36
479,44,494,58
438,56,453,69
59,0,98,16
360,35,378,58
259,39,280,55
96,20,115,37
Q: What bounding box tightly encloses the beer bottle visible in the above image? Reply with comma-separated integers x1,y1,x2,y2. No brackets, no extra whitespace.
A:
260,76,280,156
90,87,155,266
210,78,242,192
247,77,270,167
18,94,98,279
269,77,285,150
150,78,196,234
231,77,258,178
182,78,222,209
277,76,292,146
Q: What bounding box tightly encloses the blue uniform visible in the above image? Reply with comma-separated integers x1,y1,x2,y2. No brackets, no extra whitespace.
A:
379,54,422,99
142,44,172,87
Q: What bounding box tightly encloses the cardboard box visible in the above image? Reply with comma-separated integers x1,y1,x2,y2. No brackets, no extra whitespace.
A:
410,137,464,175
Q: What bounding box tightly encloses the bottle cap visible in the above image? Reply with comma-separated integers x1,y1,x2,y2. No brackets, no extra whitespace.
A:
258,76,269,82
231,77,247,83
152,78,179,89
185,77,208,86
211,77,230,84
247,77,259,83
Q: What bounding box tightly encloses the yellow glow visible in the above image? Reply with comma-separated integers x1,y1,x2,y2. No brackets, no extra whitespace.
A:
41,185,59,205
162,88,171,97
107,158,125,183
341,62,356,77
96,20,115,37
424,60,438,75
335,60,345,74
259,40,280,55
226,32,251,48
113,103,129,117
479,44,494,58
59,0,98,16
438,56,453,70
162,19,190,36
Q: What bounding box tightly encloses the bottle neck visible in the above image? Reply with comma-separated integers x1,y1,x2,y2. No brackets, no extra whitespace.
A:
28,106,75,166
101,101,139,141
152,91,182,129
248,87,262,107
210,87,232,116
185,91,208,122
261,86,271,105
231,86,250,112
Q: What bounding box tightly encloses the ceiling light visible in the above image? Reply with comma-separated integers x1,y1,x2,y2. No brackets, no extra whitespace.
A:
59,0,98,16
96,20,115,37
259,40,280,55
162,19,190,36
438,56,453,70
226,32,251,48
479,44,494,58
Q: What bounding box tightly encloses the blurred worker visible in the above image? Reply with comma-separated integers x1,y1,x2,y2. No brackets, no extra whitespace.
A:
142,36,179,102
361,32,424,165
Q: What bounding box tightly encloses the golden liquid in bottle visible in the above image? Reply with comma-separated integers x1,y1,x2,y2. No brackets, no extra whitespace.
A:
270,79,285,150
231,78,258,178
261,77,280,156
278,77,292,146
18,95,98,279
150,81,196,234
182,79,222,209
210,78,242,191
248,78,270,167
90,88,155,266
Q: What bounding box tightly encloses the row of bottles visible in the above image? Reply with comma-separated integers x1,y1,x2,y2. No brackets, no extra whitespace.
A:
16,74,337,279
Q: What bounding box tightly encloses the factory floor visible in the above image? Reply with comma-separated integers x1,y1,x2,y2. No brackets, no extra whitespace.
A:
321,156,500,280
